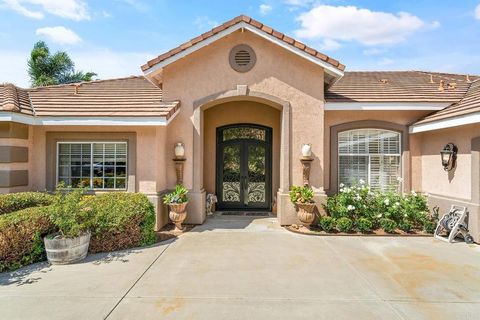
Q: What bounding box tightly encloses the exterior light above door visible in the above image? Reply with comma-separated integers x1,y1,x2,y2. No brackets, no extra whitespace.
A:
440,143,457,171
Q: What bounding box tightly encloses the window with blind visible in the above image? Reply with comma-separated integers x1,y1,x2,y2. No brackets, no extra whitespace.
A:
338,129,401,191
57,142,127,189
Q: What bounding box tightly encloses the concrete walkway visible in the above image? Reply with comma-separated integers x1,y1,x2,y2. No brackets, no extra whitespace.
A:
1,215,480,319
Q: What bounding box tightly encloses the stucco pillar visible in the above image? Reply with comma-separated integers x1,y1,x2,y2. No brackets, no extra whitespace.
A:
188,106,206,224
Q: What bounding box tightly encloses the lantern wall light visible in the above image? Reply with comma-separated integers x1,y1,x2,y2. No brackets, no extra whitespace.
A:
440,143,457,171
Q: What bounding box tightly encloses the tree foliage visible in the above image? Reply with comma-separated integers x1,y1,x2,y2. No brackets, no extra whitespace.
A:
27,41,97,87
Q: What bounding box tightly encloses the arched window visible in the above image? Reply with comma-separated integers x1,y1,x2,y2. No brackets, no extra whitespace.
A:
338,129,401,191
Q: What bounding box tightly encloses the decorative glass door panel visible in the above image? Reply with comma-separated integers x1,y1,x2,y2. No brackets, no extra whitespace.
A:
216,124,272,210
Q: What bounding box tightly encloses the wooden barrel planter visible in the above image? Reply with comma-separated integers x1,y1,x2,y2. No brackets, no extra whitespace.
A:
44,232,91,265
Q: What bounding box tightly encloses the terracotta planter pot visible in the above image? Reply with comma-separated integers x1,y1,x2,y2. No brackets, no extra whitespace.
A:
168,202,188,232
296,202,316,229
44,231,90,265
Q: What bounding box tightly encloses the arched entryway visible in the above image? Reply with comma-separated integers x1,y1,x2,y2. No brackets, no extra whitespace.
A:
192,86,291,220
216,124,272,210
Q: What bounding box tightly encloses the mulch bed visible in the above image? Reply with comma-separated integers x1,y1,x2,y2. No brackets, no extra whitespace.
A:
156,223,195,243
285,225,433,237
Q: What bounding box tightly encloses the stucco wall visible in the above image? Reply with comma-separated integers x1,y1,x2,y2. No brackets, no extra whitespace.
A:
416,124,480,200
324,110,431,192
160,29,326,192
203,100,281,198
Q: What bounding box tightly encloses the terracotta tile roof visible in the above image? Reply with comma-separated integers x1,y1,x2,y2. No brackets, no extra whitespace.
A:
326,71,478,103
141,14,345,73
0,76,179,119
0,83,34,115
414,79,480,125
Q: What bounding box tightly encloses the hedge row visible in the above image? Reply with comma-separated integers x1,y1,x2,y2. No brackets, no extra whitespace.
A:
0,192,156,272
0,192,53,216
0,207,54,272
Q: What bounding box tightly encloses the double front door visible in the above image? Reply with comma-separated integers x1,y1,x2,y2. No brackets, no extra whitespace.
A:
216,124,272,211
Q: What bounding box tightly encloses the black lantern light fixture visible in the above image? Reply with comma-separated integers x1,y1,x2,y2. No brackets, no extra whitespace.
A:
440,143,457,171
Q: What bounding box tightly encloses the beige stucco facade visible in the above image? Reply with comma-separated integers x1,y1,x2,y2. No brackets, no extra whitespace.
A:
1,20,480,242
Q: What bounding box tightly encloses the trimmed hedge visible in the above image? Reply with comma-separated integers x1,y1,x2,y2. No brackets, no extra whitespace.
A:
0,192,53,216
0,191,156,272
0,207,55,272
83,192,156,253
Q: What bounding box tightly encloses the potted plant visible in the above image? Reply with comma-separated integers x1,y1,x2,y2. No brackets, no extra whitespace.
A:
290,185,316,229
44,185,93,265
163,185,189,232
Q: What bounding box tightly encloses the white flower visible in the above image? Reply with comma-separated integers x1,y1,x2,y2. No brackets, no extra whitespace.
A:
340,188,344,193
394,202,400,207
359,179,365,185
411,191,417,196
377,213,382,218
404,214,408,217
339,183,345,188
397,177,404,183
384,199,390,206
347,205,355,211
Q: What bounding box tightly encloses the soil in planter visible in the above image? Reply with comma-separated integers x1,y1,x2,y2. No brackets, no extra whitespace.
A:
286,224,432,237
156,223,195,242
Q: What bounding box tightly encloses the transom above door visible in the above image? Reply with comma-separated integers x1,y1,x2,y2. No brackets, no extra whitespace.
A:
216,124,272,211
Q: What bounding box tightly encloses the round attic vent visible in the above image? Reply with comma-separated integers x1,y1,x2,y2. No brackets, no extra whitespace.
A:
229,44,256,73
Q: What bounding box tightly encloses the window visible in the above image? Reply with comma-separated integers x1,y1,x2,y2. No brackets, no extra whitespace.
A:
338,129,401,191
57,142,127,189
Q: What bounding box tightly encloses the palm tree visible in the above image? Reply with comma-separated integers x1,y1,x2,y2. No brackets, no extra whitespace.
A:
27,41,97,87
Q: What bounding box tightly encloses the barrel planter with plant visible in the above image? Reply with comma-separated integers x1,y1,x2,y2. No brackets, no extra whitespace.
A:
290,185,316,229
44,185,93,265
163,185,189,232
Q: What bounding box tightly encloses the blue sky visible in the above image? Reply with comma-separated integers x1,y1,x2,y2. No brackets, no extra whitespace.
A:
1,0,480,87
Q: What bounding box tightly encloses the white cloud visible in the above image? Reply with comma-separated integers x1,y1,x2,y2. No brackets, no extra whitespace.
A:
193,16,219,29
294,5,430,46
2,0,90,21
36,26,82,45
259,4,272,15
71,49,154,80
319,38,340,51
0,50,30,87
363,48,387,56
284,0,313,7
475,4,480,20
115,0,147,12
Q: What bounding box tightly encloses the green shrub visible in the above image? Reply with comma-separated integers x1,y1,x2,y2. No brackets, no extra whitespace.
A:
0,207,55,272
399,220,413,232
357,218,373,233
0,192,53,216
49,186,92,238
289,185,315,204
163,185,189,204
380,218,397,233
84,192,156,253
319,216,335,232
336,217,353,233
423,221,437,234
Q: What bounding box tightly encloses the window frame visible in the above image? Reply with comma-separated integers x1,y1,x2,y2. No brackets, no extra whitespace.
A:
56,141,128,190
337,128,402,191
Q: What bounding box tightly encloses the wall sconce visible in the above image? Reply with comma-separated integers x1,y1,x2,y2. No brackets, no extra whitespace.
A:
440,143,457,171
300,144,313,186
173,143,186,185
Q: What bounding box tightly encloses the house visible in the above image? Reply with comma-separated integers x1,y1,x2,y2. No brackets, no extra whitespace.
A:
1,15,479,241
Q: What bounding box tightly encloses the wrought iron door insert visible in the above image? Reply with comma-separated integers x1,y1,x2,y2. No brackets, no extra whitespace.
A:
216,124,272,210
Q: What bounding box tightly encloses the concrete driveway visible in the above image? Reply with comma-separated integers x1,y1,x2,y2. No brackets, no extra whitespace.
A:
1,215,480,320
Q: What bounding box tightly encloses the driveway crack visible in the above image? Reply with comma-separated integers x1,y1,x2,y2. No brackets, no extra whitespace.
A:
104,241,173,319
